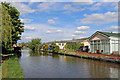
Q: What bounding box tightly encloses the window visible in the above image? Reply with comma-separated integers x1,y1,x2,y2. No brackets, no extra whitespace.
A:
62,43,64,46
59,43,61,45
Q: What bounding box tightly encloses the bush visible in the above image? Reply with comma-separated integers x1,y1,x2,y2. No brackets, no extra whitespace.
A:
65,43,84,51
52,45,60,53
28,38,42,51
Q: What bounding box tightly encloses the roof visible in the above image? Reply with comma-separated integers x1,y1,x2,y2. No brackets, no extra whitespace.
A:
75,38,89,41
46,38,89,44
89,31,119,39
98,31,119,37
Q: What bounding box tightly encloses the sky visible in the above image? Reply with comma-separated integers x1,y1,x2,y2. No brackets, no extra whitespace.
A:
9,2,118,43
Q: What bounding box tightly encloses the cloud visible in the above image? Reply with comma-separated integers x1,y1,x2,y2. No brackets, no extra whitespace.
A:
72,2,94,5
24,25,35,30
20,23,76,42
74,31,86,34
46,29,63,34
103,26,119,31
24,36,32,39
80,11,117,25
53,17,59,20
72,35,77,37
10,2,36,15
77,26,89,30
64,4,85,11
56,29,62,32
102,0,120,2
88,2,118,11
48,19,56,24
20,18,33,23
37,2,56,12
46,30,52,34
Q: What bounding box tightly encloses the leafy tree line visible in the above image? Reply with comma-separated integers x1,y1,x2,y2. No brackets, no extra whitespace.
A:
20,38,60,54
65,43,84,51
1,2,24,53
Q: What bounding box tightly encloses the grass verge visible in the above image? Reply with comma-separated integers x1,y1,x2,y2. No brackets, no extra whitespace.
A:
2,56,25,79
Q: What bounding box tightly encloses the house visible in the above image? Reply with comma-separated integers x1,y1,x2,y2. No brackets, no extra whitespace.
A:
53,38,90,50
73,38,90,47
55,41,67,49
89,31,119,55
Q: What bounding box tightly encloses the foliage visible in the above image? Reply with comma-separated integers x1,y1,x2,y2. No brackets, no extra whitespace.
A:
65,43,84,51
1,2,24,53
1,2,24,45
19,42,29,47
52,45,60,53
2,56,25,78
43,44,49,53
1,3,13,53
28,38,42,51
59,50,66,53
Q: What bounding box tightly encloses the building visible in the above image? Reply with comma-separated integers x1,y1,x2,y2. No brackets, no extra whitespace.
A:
55,41,67,49
52,38,90,50
89,31,119,55
73,38,90,47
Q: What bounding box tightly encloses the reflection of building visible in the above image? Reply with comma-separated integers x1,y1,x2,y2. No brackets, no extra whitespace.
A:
89,31,119,55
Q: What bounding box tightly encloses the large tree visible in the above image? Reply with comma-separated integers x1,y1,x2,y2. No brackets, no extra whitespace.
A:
1,3,13,53
1,2,24,53
1,2,24,45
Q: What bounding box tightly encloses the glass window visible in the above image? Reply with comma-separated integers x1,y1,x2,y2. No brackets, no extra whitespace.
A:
59,43,61,45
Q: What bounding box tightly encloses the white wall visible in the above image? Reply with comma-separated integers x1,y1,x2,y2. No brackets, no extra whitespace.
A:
55,43,66,49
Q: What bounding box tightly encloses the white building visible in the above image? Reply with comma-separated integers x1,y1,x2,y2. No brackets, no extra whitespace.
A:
89,31,119,55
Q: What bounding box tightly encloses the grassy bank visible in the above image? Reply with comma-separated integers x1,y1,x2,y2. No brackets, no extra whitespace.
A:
59,49,77,54
2,56,25,78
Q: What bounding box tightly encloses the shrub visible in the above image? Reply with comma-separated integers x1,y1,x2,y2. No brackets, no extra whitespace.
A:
65,43,84,51
52,45,60,53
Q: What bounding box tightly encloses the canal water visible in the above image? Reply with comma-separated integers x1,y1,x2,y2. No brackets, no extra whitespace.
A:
19,50,120,78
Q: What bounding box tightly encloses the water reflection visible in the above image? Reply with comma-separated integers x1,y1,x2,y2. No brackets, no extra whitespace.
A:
19,50,120,78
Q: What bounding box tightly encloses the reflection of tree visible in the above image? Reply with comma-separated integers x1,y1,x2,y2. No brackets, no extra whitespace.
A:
87,60,119,78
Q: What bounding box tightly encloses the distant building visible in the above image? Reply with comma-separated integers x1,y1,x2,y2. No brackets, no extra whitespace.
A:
47,38,89,50
72,38,90,48
89,31,119,55
55,41,67,49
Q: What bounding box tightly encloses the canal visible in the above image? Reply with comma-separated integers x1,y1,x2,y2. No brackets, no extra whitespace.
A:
19,50,120,78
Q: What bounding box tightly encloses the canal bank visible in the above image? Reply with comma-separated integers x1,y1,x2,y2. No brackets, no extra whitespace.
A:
2,56,25,78
57,50,120,64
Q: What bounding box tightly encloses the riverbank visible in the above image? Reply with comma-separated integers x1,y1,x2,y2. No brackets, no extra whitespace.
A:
2,56,25,79
58,50,120,64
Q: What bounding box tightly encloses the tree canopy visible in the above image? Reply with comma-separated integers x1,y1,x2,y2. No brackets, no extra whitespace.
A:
1,2,24,53
28,38,42,51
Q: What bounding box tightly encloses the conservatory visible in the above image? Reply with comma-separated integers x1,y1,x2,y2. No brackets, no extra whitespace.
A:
89,31,119,55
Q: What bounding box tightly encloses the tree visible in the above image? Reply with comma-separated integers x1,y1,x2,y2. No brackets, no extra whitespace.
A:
52,45,60,53
1,3,13,53
65,43,84,51
1,2,24,53
28,38,42,51
1,2,24,45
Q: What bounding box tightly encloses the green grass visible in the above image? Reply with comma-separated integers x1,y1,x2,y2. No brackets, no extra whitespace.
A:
59,50,66,53
2,56,25,79
68,51,77,54
0,65,2,80
59,49,77,54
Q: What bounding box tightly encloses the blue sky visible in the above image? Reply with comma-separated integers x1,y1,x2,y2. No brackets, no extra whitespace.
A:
10,2,118,43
